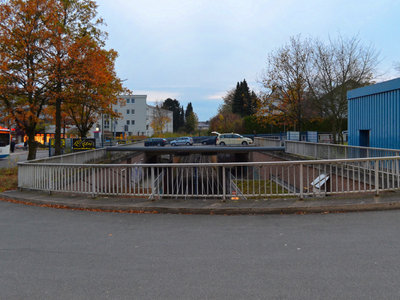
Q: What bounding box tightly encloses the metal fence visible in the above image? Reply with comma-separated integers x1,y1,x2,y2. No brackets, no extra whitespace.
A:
18,156,400,199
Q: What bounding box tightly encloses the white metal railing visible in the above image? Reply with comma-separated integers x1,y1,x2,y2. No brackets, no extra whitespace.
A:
286,140,400,159
18,156,400,199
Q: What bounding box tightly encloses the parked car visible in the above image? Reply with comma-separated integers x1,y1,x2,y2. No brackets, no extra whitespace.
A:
170,136,194,146
200,136,217,145
212,131,253,146
15,142,28,150
144,138,168,147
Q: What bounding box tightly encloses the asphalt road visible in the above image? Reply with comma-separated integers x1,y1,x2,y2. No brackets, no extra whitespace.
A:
1,202,400,299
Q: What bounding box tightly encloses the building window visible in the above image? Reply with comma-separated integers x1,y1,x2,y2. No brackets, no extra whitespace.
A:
115,109,118,113
126,120,130,125
127,98,130,104
127,109,130,114
131,120,135,125
146,125,149,130
131,109,135,114
131,98,135,103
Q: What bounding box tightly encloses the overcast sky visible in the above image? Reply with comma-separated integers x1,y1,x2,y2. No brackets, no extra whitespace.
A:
96,0,400,121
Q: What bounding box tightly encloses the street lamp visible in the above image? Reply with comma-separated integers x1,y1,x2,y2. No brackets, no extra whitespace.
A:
101,113,104,148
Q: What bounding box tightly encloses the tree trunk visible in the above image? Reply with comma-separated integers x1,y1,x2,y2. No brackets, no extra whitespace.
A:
27,128,38,160
55,81,62,155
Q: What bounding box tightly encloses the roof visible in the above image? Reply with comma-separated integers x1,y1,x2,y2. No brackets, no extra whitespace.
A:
348,77,400,100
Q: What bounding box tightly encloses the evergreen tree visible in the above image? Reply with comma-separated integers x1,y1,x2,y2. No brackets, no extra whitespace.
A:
232,79,258,117
232,82,243,115
162,98,181,132
185,102,193,121
179,106,185,130
185,111,198,133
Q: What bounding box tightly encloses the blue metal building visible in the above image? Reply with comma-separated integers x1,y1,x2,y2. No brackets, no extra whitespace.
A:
348,78,400,149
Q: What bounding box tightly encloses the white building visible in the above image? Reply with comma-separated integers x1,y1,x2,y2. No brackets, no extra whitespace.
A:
91,94,173,139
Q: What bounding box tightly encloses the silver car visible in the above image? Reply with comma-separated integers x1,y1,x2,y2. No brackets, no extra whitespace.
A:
170,137,194,146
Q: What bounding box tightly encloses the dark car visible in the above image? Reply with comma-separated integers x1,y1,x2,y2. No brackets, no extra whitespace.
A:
144,138,168,147
200,136,217,145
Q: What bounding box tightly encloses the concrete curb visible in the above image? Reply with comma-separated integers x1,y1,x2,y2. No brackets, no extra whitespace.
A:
2,191,400,215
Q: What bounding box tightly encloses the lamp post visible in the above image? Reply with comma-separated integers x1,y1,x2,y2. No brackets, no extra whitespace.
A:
101,113,104,148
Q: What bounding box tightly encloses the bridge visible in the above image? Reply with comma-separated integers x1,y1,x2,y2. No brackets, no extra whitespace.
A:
16,141,400,200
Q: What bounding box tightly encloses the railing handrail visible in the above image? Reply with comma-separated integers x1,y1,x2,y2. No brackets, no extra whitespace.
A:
24,141,140,164
17,155,400,168
286,140,400,153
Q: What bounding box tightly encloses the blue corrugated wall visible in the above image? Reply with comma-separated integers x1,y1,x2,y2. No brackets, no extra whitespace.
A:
348,78,400,149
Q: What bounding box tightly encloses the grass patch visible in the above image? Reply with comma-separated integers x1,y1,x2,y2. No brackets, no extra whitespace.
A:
0,167,18,192
234,179,287,195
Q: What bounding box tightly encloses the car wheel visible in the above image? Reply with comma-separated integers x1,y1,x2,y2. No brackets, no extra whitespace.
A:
242,141,248,146
186,142,190,145
220,142,225,146
172,143,176,146
202,141,207,145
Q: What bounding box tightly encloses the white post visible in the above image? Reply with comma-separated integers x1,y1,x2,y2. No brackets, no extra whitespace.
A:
151,167,155,197
48,167,52,195
300,163,304,199
375,159,379,196
222,166,226,201
91,168,96,198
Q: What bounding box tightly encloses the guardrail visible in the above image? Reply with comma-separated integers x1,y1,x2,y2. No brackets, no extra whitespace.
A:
18,156,400,199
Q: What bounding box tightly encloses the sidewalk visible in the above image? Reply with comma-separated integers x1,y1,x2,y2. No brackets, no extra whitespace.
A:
2,190,400,215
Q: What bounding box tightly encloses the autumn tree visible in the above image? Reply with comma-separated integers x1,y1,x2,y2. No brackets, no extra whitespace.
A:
218,89,235,114
150,103,171,136
0,0,126,159
63,36,126,138
310,35,378,143
210,112,243,133
0,0,56,160
257,36,313,132
47,0,105,155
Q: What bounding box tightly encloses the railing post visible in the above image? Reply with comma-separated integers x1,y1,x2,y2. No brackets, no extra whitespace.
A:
375,159,379,196
300,163,303,199
91,167,96,198
151,167,155,198
222,166,226,201
48,166,52,195
397,152,400,176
